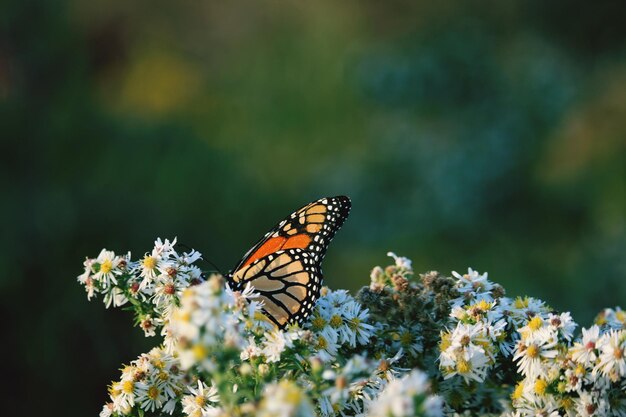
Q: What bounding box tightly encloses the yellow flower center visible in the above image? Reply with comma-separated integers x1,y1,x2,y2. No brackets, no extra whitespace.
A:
100,259,113,274
195,395,206,407
514,297,529,309
143,256,157,270
456,359,471,374
528,316,543,331
511,382,524,400
329,315,343,328
281,382,302,405
174,310,191,323
311,316,327,331
476,300,491,311
317,336,328,350
348,317,361,330
526,344,539,358
400,331,413,346
440,332,451,351
561,397,574,409
122,380,134,394
534,378,547,395
614,347,624,360
158,371,169,381
148,385,160,400
193,344,207,360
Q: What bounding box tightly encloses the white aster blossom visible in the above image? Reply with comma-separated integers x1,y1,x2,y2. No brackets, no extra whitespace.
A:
78,243,626,417
571,325,601,366
386,252,413,270
258,380,315,417
182,380,220,417
594,329,626,381
366,369,443,417
513,329,559,379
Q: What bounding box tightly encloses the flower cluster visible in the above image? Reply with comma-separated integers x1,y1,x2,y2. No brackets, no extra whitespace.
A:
168,273,413,416
368,370,443,417
77,238,203,336
507,322,626,416
101,347,190,416
436,268,626,417
78,239,625,417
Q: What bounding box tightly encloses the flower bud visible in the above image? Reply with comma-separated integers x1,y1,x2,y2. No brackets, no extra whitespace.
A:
258,363,270,377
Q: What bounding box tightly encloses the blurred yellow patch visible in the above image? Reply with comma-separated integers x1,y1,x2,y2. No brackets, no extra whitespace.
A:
107,51,202,116
539,64,626,182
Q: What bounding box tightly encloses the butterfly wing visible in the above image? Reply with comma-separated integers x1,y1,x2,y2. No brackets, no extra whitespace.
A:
228,196,351,328
231,248,319,327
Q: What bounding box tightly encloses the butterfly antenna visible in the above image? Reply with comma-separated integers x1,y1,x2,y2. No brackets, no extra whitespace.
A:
201,257,225,276
175,242,226,276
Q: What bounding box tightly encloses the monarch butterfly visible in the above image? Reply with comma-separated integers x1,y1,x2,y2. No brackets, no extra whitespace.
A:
226,196,351,328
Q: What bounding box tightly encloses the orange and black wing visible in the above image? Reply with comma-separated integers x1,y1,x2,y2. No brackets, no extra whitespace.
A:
227,196,351,327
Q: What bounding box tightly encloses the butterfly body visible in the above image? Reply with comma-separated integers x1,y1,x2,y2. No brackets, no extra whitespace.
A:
226,196,351,328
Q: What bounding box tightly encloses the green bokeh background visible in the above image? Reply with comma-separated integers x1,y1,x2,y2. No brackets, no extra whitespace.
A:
2,1,625,415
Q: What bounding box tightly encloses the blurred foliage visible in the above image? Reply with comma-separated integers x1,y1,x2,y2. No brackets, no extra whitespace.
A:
1,0,625,415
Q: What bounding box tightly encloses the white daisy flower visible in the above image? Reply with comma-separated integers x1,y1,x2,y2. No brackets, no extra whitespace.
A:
92,249,122,287
103,286,128,308
262,329,294,363
82,275,97,300
571,325,601,366
139,314,162,337
503,296,549,328
513,329,559,379
173,246,203,267
515,391,561,417
371,349,406,381
224,282,260,312
153,275,185,317
182,380,220,417
111,379,136,411
575,390,608,417
548,311,577,341
240,336,263,361
451,268,493,307
562,363,585,392
136,239,176,290
313,327,340,362
366,369,442,417
341,302,374,347
440,343,491,383
387,251,413,270
135,381,166,412
153,237,177,257
99,403,114,417
258,380,315,417
595,329,626,381
517,315,548,340
317,289,353,317
77,258,94,284
393,323,424,357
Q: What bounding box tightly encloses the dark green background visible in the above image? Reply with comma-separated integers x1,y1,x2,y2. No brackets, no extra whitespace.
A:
2,1,624,415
